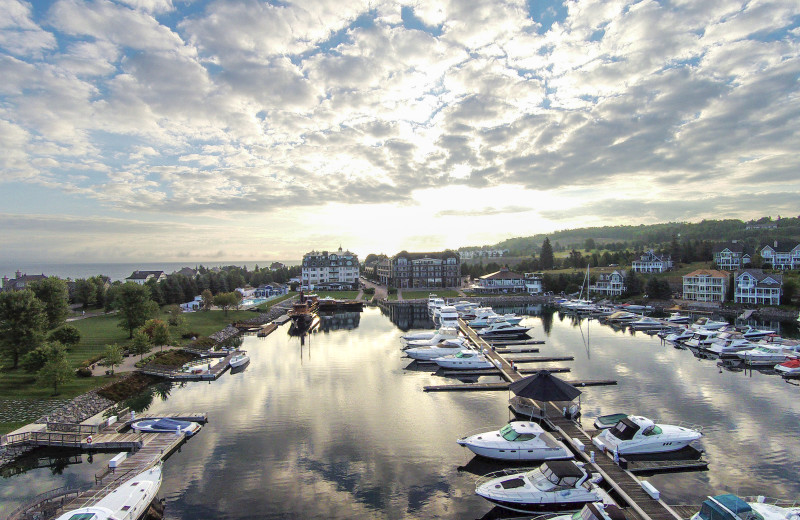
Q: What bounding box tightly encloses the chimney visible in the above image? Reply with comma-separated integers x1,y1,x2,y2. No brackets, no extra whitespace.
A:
775,240,778,248
1,276,7,288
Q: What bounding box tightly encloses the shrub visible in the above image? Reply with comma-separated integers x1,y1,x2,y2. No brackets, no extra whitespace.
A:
182,331,201,339
363,287,375,296
80,354,105,368
75,367,93,378
388,288,397,295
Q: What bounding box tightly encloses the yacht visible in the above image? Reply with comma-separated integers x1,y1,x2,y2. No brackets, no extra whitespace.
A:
664,328,694,344
603,311,639,324
475,461,610,513
684,330,721,349
691,317,728,331
592,415,702,455
433,350,494,369
404,339,469,360
457,421,574,461
428,297,445,315
665,312,691,324
477,321,531,339
436,305,460,328
737,325,777,339
737,345,790,366
470,313,523,328
55,464,162,520
705,336,756,358
461,306,495,321
404,327,460,347
691,495,800,520
629,316,666,330
451,301,479,313
131,417,202,436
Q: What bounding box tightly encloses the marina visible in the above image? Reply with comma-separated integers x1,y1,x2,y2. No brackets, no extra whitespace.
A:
2,305,800,519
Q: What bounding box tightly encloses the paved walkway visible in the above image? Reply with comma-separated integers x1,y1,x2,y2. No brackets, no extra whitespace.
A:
89,345,180,376
359,278,387,300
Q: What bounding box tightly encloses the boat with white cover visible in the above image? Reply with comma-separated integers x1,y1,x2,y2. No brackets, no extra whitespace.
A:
705,336,756,358
691,317,728,331
404,338,469,360
665,312,691,324
131,417,201,436
404,327,460,347
592,415,702,455
434,350,494,369
629,317,666,330
457,421,573,461
737,345,790,366
684,330,721,349
664,328,694,343
603,311,639,323
691,495,800,520
229,352,250,368
55,463,162,520
475,460,610,513
470,313,523,328
477,321,531,339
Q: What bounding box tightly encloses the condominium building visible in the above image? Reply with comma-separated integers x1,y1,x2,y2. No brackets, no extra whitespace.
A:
733,269,782,306
631,250,673,273
377,251,460,288
524,273,544,294
759,240,800,270
471,267,526,293
301,247,360,290
682,269,729,302
713,242,751,271
589,270,627,296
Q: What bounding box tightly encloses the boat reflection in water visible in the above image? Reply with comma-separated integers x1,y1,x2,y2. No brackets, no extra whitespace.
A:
318,311,361,332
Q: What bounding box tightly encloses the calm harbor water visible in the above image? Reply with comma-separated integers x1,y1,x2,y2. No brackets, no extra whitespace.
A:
2,306,800,518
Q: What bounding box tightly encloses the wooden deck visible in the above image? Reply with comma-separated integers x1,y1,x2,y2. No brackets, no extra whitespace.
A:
424,379,617,391
257,323,278,337
139,351,236,381
438,367,571,377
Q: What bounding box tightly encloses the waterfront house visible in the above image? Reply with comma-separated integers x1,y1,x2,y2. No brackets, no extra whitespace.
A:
254,283,289,298
759,240,800,270
1,270,47,292
173,267,198,278
589,270,627,296
125,270,167,285
180,295,203,312
377,250,460,289
734,269,782,305
631,250,673,273
470,267,526,293
682,269,729,302
301,247,360,291
524,273,544,294
712,241,751,270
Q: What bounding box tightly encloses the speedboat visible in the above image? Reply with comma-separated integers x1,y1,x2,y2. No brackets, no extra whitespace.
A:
477,321,531,339
684,330,721,349
404,338,469,360
737,345,790,366
404,327,460,347
452,301,479,313
470,313,523,328
705,337,756,358
603,311,639,323
592,415,702,455
664,328,694,343
131,417,202,436
229,352,250,368
691,317,728,331
629,317,666,330
665,312,691,324
55,463,162,520
434,350,494,369
475,460,610,513
738,325,777,339
775,358,800,377
691,494,800,520
593,413,629,430
457,422,574,461
401,328,440,341
462,306,495,321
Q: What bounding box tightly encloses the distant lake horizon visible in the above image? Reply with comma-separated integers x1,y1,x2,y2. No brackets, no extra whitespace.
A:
0,260,301,282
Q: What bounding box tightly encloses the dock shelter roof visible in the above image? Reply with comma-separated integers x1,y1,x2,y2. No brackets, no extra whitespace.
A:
508,370,582,402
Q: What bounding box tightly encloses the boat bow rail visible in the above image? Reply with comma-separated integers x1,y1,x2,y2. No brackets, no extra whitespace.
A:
474,467,541,489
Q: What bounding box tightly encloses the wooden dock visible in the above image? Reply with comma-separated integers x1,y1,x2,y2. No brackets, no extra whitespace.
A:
139,351,236,381
505,355,575,363
438,367,571,377
493,347,540,354
257,323,278,337
424,379,617,391
274,314,291,325
622,458,709,474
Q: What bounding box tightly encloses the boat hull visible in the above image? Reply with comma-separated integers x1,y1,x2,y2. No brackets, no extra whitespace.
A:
460,443,572,461
477,493,601,514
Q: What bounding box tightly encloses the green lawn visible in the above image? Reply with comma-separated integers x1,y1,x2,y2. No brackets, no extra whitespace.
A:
401,290,461,299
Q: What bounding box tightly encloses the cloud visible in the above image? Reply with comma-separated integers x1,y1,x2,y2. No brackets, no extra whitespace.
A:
436,205,533,217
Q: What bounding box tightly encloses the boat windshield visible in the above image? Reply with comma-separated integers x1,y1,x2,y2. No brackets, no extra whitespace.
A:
455,352,474,358
642,425,663,436
540,466,579,487
697,498,764,520
499,424,536,441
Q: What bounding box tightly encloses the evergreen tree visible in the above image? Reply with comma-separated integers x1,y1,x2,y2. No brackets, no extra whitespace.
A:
30,277,70,329
0,290,47,368
540,237,554,270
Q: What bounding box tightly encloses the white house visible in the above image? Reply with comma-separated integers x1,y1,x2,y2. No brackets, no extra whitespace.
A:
125,270,167,285
759,240,800,270
713,242,750,271
524,272,544,294
180,295,203,312
589,270,627,296
683,269,729,302
734,269,782,306
301,247,360,291
471,267,526,293
631,250,673,273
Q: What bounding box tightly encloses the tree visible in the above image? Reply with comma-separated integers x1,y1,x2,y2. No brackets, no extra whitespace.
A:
49,325,81,348
130,328,152,360
166,304,186,329
74,279,97,309
36,343,73,395
568,249,584,269
625,271,643,296
645,277,671,300
102,344,123,375
782,279,797,306
540,237,554,270
30,277,70,329
114,283,159,338
22,346,51,373
214,292,241,316
584,238,596,252
143,319,171,352
201,289,213,311
0,290,47,368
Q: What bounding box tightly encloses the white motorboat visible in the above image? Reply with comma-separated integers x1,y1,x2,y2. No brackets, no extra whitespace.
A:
664,328,694,343
404,338,469,360
629,316,666,330
470,313,523,328
462,306,495,320
475,460,610,513
705,336,756,358
593,413,629,430
229,352,250,368
55,464,162,520
436,305,460,328
401,328,441,341
477,321,531,338
434,350,494,369
775,358,800,376
604,311,639,323
131,417,202,436
452,301,479,313
665,312,691,324
691,317,728,331
738,325,777,339
684,330,721,349
404,327,460,347
541,503,629,520
592,415,702,455
428,297,445,315
737,345,790,366
691,494,800,520
457,421,573,461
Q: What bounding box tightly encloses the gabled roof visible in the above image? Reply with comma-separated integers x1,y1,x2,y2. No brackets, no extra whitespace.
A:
713,242,744,254
126,270,164,280
479,268,524,280
735,269,782,285
684,269,729,279
760,240,800,253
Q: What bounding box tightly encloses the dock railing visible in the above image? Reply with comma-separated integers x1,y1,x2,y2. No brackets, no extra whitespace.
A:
6,483,93,520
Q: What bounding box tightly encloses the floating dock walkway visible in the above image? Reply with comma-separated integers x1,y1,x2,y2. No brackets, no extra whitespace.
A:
139,351,238,381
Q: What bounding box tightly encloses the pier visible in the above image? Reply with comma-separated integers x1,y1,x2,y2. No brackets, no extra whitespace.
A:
139,351,238,381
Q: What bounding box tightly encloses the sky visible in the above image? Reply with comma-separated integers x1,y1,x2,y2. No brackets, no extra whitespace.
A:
1,0,799,263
